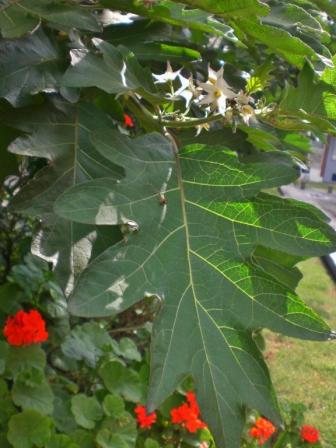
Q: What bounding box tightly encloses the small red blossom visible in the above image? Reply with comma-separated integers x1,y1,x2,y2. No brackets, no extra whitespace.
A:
135,405,157,429
170,391,207,433
300,425,320,444
3,309,48,346
123,113,134,128
249,417,276,446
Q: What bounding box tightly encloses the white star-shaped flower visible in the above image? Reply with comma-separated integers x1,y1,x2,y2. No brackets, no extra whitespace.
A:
153,61,181,84
173,75,201,107
198,66,236,115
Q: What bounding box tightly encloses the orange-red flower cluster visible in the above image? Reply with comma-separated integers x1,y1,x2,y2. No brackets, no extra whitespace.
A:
170,391,207,433
249,417,276,446
3,310,48,346
300,425,320,444
135,405,157,429
123,113,134,128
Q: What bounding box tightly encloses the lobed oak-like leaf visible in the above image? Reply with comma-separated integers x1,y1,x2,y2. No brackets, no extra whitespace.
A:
9,102,123,293
54,130,336,447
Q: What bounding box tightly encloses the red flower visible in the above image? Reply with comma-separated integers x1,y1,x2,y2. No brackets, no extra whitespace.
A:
249,417,276,446
123,113,134,128
170,391,207,433
300,425,320,444
3,309,48,346
135,405,157,429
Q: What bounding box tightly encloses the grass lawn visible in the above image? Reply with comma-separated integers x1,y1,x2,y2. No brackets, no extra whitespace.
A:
265,258,336,447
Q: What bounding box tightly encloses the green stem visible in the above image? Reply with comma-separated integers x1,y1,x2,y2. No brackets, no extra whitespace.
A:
159,113,223,128
129,93,224,130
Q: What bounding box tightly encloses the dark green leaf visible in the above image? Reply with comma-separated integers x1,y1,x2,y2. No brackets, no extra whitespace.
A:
103,394,125,418
61,322,114,368
46,434,79,448
54,131,336,447
235,18,315,67
101,0,238,40
71,394,103,430
0,0,100,38
0,29,63,106
144,439,160,448
7,410,54,448
12,368,54,414
279,63,336,133
63,41,158,103
9,102,123,292
169,0,270,17
52,386,78,434
263,3,323,32
99,361,143,403
253,246,304,290
97,412,136,448
0,379,16,425
115,337,141,362
0,341,8,374
69,430,95,448
0,125,18,182
0,283,26,316
0,433,11,448
6,345,46,378
96,431,127,448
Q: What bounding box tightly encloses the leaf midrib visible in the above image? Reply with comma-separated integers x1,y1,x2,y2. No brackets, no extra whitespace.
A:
175,148,230,440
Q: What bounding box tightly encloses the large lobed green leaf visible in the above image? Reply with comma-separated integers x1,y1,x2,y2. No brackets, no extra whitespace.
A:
9,101,123,293
53,130,336,447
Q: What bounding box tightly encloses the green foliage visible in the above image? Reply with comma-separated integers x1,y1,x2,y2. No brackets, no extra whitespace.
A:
7,410,54,448
0,29,64,107
12,368,54,414
103,394,125,417
0,0,100,38
71,394,103,429
170,0,270,17
54,132,335,446
0,0,336,447
8,102,123,291
99,361,144,403
61,322,115,368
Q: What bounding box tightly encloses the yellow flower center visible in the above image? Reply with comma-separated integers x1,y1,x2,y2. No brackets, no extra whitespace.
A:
242,105,254,115
214,89,222,98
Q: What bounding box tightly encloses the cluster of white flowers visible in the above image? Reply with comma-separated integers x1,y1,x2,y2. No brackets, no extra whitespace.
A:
152,62,258,131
